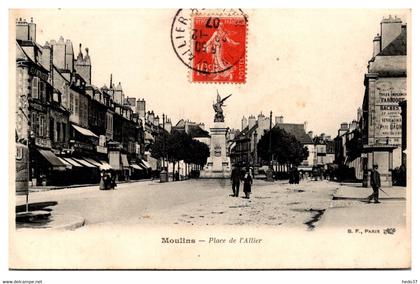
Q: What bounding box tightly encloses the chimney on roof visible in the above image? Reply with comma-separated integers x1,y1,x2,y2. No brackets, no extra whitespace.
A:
241,116,247,131
380,15,402,51
275,115,283,124
248,115,256,128
257,112,265,127
304,121,308,132
357,107,362,122
308,131,313,139
373,33,381,57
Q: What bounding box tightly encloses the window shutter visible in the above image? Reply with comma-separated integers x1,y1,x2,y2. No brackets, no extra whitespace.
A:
31,77,39,99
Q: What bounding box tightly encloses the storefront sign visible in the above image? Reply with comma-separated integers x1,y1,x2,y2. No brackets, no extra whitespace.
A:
35,137,51,148
373,78,406,145
73,142,95,152
96,145,108,154
28,66,49,82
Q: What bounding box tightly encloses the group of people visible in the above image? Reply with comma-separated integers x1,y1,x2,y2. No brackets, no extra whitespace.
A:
230,166,253,199
99,169,117,190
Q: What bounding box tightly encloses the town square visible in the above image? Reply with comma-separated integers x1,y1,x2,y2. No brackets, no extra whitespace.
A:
8,9,410,270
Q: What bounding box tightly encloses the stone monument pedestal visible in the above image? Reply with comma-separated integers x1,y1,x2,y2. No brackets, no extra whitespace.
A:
362,145,396,187
200,122,231,179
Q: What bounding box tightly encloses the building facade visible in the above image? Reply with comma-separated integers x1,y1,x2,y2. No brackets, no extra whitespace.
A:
15,18,147,186
361,15,407,186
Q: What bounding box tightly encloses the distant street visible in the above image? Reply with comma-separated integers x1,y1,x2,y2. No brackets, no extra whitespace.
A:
15,179,406,230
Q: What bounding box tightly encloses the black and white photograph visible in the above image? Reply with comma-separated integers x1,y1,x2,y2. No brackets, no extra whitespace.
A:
5,7,413,272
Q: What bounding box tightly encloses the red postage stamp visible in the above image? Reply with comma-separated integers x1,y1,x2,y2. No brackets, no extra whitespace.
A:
191,16,247,83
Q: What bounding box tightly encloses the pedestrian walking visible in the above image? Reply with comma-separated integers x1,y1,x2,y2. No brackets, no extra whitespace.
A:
110,170,117,190
99,169,106,190
367,164,381,203
243,167,253,199
230,166,241,197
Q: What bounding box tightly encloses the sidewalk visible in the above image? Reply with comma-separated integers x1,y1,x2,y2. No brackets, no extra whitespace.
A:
28,178,153,192
317,183,407,229
333,183,406,200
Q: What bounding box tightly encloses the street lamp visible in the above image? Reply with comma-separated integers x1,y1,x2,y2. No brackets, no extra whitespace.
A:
266,111,274,181
160,113,168,182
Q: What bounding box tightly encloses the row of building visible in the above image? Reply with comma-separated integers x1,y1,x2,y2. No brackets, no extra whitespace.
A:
15,18,208,186
333,15,407,186
229,113,335,173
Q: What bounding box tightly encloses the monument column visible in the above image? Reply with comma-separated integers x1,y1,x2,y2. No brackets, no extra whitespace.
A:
200,92,232,178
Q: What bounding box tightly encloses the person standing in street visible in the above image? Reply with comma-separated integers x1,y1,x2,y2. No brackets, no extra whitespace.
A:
230,166,241,197
368,164,381,203
243,167,253,199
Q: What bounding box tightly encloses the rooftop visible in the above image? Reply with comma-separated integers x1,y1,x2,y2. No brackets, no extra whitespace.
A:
274,123,314,144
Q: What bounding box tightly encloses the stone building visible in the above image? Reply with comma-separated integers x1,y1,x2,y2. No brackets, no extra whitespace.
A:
274,122,314,172
16,19,71,185
361,15,407,186
15,18,147,186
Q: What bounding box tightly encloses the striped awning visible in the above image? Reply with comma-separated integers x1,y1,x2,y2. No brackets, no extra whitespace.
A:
73,158,96,168
62,157,83,167
82,157,103,167
57,157,72,169
99,160,112,170
141,159,151,168
38,150,67,170
72,124,98,138
130,164,143,171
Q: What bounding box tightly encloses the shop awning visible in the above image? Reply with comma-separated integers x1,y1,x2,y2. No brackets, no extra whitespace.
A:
73,158,96,168
130,164,144,171
121,154,129,168
57,157,72,169
62,157,83,167
141,159,152,168
72,124,98,138
38,150,67,170
83,157,103,167
99,160,112,170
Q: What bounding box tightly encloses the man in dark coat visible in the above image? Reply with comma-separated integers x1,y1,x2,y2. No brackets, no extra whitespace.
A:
368,164,381,203
230,166,241,197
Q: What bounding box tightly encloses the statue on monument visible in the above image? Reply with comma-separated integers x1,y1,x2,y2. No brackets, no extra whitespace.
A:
213,90,232,122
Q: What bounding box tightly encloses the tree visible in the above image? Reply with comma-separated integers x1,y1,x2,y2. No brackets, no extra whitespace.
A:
150,130,210,174
257,128,309,166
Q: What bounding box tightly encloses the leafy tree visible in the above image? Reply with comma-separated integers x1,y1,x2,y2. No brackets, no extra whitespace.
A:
150,130,171,160
257,128,309,166
150,129,210,170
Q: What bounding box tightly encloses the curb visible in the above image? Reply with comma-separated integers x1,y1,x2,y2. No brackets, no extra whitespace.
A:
29,179,153,192
332,196,406,201
16,214,86,231
51,214,85,230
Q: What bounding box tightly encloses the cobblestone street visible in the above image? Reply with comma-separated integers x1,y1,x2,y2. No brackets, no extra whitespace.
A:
15,179,406,230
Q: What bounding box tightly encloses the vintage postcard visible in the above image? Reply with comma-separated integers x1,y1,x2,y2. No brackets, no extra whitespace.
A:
9,9,411,269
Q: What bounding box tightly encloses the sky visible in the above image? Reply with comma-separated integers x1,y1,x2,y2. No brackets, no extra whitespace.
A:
11,9,409,137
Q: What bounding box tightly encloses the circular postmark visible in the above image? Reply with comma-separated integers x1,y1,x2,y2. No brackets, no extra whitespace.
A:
170,9,247,76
